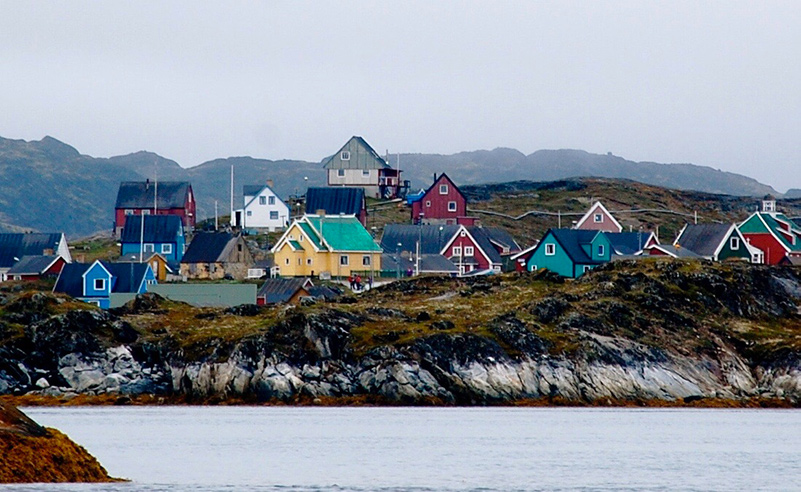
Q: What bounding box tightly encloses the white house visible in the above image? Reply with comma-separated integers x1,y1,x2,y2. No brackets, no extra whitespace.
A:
233,181,289,232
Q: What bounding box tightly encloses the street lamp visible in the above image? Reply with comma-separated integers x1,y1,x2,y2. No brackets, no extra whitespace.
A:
396,242,402,279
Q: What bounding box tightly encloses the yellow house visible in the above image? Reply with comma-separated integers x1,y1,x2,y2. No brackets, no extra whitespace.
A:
272,215,382,278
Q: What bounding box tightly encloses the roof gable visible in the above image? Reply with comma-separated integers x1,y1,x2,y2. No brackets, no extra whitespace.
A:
115,181,191,209
305,215,381,252
322,136,390,170
674,223,732,257
422,173,466,201
242,183,284,210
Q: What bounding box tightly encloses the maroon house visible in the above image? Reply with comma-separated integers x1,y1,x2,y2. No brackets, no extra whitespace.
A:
114,181,196,236
411,173,468,225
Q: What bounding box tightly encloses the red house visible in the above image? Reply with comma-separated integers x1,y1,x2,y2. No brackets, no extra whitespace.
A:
4,255,67,281
411,173,468,225
439,225,518,274
115,181,196,236
738,198,800,265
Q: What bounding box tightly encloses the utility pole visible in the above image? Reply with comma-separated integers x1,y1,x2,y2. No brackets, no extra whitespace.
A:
215,201,218,231
230,164,234,226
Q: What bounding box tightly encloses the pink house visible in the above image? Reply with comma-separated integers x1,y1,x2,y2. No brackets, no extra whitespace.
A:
574,201,623,233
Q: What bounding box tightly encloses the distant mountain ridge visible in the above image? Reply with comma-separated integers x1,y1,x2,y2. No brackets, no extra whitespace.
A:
0,135,779,237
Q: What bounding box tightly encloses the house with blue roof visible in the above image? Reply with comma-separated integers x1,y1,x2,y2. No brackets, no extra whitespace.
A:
120,215,185,263
53,260,156,309
0,233,72,281
527,229,612,278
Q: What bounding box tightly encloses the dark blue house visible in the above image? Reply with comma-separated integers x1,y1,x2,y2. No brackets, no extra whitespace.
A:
120,215,185,263
53,260,156,309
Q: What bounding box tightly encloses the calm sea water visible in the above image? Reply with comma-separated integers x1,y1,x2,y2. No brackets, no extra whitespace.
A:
3,406,799,491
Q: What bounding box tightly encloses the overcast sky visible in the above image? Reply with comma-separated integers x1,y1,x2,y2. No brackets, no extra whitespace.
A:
1,1,799,190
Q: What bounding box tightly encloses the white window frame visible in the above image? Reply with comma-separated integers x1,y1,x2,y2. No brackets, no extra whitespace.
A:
124,209,134,215
94,278,106,291
162,244,173,254
141,209,150,215
340,255,349,266
307,258,313,265
464,246,475,256
341,151,350,161
268,196,276,205
439,184,448,195
597,244,604,257
425,200,431,208
270,211,279,220
530,264,537,271
594,213,603,223
448,201,457,212
259,196,266,205
144,243,154,253
730,237,740,250
545,243,556,256
363,255,371,266
362,170,370,177
583,265,592,273
453,246,462,256
285,258,290,265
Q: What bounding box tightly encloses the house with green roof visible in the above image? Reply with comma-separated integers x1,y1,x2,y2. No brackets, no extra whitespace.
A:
271,214,382,278
739,197,800,264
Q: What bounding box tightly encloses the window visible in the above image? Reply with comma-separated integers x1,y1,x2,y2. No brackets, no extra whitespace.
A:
151,261,159,272
162,244,173,254
298,258,302,265
362,170,370,177
363,255,371,266
270,211,279,220
340,255,349,265
594,213,603,223
460,230,466,237
448,201,457,212
307,258,313,265
259,196,266,205
341,151,350,160
246,211,252,217
453,246,462,256
464,246,474,256
425,200,431,208
144,243,154,253
299,235,304,242
530,264,537,271
730,237,740,250
337,169,345,177
94,278,105,291
268,196,275,205
583,265,592,273
285,258,290,265
439,184,448,195
124,209,134,215
545,243,556,256
141,209,150,215
597,244,604,257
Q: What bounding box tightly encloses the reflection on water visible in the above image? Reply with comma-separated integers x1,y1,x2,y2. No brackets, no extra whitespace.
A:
11,406,801,491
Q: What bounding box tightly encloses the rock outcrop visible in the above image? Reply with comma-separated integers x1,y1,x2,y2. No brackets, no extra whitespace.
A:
1,261,800,406
0,402,114,483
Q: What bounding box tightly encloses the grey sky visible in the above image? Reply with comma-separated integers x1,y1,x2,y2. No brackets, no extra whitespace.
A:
1,1,799,190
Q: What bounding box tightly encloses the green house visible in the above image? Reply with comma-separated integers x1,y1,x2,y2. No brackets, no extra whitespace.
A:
527,229,611,278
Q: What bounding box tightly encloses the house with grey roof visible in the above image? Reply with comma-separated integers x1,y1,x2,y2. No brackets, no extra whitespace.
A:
256,277,314,305
180,232,254,280
674,223,760,262
114,181,195,235
322,136,405,199
232,181,289,232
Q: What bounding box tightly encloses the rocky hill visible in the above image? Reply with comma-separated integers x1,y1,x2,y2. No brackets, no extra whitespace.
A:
0,260,799,406
0,401,114,483
0,135,781,237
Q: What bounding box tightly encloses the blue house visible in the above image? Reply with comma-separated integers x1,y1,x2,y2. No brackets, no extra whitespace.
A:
527,229,612,278
120,215,185,263
53,260,156,309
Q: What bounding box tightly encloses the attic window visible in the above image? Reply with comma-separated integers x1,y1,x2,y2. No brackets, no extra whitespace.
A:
448,201,457,212
464,246,474,256
730,237,740,250
94,278,105,291
268,196,276,205
341,151,351,161
545,243,556,256
453,246,462,256
426,201,431,208
259,196,266,205
439,184,448,195
597,244,605,256
594,213,603,223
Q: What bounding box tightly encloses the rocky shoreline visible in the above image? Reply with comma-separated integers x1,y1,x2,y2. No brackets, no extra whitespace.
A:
1,260,800,407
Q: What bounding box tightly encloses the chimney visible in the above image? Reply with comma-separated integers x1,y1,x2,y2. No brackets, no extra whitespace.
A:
315,209,327,216
43,248,54,256
267,179,274,189
433,173,437,182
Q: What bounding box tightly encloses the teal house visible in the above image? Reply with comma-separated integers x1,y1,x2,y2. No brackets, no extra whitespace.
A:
527,229,612,278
